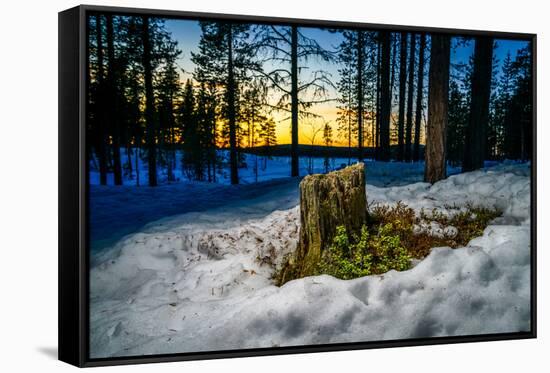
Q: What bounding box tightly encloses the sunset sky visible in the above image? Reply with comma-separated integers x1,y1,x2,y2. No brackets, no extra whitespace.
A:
164,18,529,147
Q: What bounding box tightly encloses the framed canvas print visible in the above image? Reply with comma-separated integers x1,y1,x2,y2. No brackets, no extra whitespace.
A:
58,4,536,367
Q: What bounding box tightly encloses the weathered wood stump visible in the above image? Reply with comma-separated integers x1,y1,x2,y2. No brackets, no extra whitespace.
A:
279,163,367,283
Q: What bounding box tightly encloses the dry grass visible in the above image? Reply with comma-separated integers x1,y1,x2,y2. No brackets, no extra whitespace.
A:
369,202,501,258
273,202,501,285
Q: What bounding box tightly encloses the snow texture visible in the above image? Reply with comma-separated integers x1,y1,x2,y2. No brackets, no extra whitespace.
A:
89,157,461,253
89,161,531,358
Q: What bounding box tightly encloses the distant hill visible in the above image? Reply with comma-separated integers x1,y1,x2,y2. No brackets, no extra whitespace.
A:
241,144,425,159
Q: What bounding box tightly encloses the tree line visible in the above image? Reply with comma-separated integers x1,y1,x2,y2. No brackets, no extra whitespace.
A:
335,31,532,183
88,16,279,186
88,14,533,187
336,31,429,163
425,34,532,183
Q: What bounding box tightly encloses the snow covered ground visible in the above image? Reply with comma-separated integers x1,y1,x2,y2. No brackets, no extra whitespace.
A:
89,149,461,187
90,157,461,253
90,150,347,186
89,161,531,358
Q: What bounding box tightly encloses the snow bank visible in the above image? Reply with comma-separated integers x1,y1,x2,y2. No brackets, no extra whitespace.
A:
89,150,354,186
89,163,531,358
89,160,460,253
89,149,462,187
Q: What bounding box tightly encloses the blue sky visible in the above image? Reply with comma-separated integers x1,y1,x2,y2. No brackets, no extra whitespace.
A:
165,18,529,80
163,18,530,145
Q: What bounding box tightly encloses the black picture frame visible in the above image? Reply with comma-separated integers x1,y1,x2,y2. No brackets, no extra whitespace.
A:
58,4,537,368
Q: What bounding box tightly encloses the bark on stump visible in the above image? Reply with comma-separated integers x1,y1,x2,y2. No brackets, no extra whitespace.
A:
280,163,367,283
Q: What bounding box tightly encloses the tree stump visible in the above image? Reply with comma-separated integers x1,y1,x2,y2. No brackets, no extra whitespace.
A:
279,163,367,283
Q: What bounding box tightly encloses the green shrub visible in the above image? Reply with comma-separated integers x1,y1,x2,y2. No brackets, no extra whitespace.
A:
316,223,412,280
274,202,501,285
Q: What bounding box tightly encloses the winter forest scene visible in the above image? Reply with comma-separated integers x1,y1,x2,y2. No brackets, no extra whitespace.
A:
87,12,533,358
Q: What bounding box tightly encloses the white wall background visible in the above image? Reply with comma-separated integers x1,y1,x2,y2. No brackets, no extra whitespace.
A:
0,0,546,371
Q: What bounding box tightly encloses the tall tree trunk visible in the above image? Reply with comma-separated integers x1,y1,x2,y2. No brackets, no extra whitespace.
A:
167,93,175,182
126,139,133,179
390,34,397,103
397,33,408,161
405,33,416,162
106,15,122,185
291,26,299,177
227,25,239,184
142,16,157,187
95,15,108,186
375,39,381,156
135,140,140,187
357,32,364,161
212,109,217,183
348,78,352,164
413,34,426,162
462,36,494,172
378,31,392,161
424,35,451,183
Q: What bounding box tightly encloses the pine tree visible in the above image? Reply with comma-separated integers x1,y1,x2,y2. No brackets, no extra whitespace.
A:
493,51,513,159
446,80,468,166
405,33,416,161
373,35,385,155
378,31,392,161
89,14,108,185
156,41,181,182
509,45,533,161
241,81,270,182
142,16,157,187
323,121,334,173
425,35,451,183
105,14,123,185
397,33,408,161
291,26,299,177
336,38,355,164
486,50,501,160
259,117,277,170
117,16,145,183
119,16,145,186
336,30,377,163
446,52,473,167
413,34,426,162
252,25,335,176
241,81,267,150
180,79,202,180
462,36,494,172
356,32,365,160
192,22,259,184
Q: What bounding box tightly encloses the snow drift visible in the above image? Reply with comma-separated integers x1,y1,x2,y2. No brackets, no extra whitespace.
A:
89,162,531,358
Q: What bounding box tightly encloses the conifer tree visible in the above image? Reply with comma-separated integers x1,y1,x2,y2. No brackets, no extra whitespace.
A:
405,33,416,161
90,15,108,185
192,21,259,184
397,33,408,161
157,41,181,182
105,14,123,185
323,122,334,173
425,34,451,183
413,34,426,162
446,79,468,166
336,31,377,163
463,36,494,172
378,31,392,161
259,117,277,169
180,79,202,180
252,25,335,176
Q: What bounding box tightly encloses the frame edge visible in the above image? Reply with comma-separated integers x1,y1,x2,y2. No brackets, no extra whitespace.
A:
58,5,86,368
59,4,537,367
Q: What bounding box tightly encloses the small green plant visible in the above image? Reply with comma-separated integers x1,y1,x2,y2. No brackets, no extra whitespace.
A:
316,223,412,280
273,202,501,285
